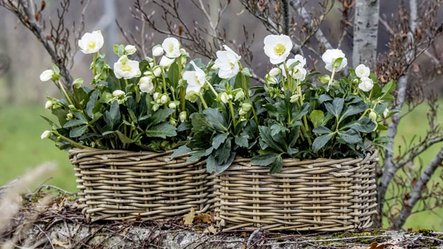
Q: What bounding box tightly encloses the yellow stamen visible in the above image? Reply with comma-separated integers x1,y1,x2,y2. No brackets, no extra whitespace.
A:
273,43,286,56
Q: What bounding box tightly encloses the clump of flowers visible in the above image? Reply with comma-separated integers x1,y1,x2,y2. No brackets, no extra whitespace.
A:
179,34,394,173
41,31,198,151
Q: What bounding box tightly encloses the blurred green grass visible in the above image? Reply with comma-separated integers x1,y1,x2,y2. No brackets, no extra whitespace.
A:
0,102,442,230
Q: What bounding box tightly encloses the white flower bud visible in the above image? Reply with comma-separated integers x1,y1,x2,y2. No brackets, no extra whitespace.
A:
40,130,51,140
241,102,252,113
125,45,137,55
153,66,162,77
383,108,390,118
220,92,230,104
152,45,164,57
139,76,155,94
179,111,187,122
40,70,54,82
112,90,125,98
369,110,377,122
152,104,159,111
168,102,177,109
66,113,73,120
290,94,300,103
234,90,245,101
159,56,175,68
45,100,53,109
160,94,168,104
153,92,161,100
358,77,374,92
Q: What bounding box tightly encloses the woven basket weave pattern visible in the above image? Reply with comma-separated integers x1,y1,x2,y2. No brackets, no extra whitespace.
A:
70,149,214,221
215,152,378,232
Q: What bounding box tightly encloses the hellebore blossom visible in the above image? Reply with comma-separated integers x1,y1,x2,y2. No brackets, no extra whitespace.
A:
321,49,347,72
139,76,155,94
124,45,137,55
78,30,104,54
183,61,206,95
355,64,370,79
152,45,164,57
159,56,175,68
113,55,141,79
162,37,181,58
358,77,374,92
214,45,241,79
263,34,293,65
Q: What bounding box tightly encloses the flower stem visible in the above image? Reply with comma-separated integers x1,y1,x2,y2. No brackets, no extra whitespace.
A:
54,131,88,149
206,80,218,98
327,67,336,91
199,93,208,109
228,100,237,128
57,81,74,107
161,68,167,93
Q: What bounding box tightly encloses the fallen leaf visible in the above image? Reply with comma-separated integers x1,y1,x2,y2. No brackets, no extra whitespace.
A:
203,225,217,234
194,212,213,224
183,207,195,226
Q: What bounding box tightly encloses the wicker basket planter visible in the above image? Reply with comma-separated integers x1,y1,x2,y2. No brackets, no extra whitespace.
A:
70,149,215,221
214,152,378,232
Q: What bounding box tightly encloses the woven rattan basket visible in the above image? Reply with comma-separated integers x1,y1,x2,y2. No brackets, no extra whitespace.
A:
215,152,378,232
70,149,215,221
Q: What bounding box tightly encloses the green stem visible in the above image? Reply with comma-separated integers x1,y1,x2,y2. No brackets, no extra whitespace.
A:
327,67,336,91
199,93,208,109
161,68,167,93
206,80,219,98
54,132,88,149
228,100,237,128
57,81,74,107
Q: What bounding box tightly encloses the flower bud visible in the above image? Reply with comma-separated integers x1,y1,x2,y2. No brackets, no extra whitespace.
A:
241,102,252,112
153,66,162,77
66,113,73,120
269,67,281,77
159,56,175,68
40,130,51,140
153,92,161,100
68,105,75,110
383,108,390,118
290,94,300,103
368,110,377,122
318,75,330,84
72,78,84,88
39,69,54,82
168,102,177,109
170,117,177,126
152,103,159,111
179,111,187,122
125,45,137,55
152,45,164,57
160,94,168,104
234,90,245,101
45,100,53,110
180,48,189,57
265,74,278,85
220,92,230,104
112,90,125,98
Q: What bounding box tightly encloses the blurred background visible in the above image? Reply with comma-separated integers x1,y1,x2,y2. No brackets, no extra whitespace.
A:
0,0,442,230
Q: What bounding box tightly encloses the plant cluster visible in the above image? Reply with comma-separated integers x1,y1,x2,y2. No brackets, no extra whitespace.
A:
41,31,394,173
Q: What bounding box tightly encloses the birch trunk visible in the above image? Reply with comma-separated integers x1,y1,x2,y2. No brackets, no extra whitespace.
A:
352,0,380,69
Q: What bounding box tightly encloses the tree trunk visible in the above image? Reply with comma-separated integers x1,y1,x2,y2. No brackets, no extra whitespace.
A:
352,0,380,69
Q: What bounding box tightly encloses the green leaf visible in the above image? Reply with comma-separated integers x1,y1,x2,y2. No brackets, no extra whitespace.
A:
215,152,236,174
206,155,217,173
258,126,284,153
270,155,283,174
235,134,249,148
63,118,87,128
86,90,100,118
341,103,367,120
146,123,177,138
312,126,332,135
215,139,232,164
212,133,228,150
325,98,344,117
309,110,324,128
148,108,175,126
69,125,88,138
319,94,332,104
168,62,180,88
104,101,121,129
203,108,227,131
251,154,277,166
171,145,191,159
115,130,134,144
270,123,289,136
343,117,376,133
338,131,362,144
312,133,334,152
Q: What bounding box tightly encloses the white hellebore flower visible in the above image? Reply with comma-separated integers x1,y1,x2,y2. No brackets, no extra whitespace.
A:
125,45,137,55
179,111,187,122
162,37,181,58
263,34,293,65
78,30,104,54
358,77,374,92
113,55,141,79
355,64,370,78
287,54,306,68
220,92,230,104
214,45,241,79
152,45,164,57
112,90,125,98
153,66,162,77
159,56,175,68
160,95,169,104
39,69,54,82
292,67,307,81
183,61,206,95
321,49,348,72
40,130,51,140
139,76,155,94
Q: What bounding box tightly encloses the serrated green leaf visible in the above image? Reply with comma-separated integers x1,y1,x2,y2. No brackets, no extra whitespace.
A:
148,108,174,126
86,90,100,118
63,118,87,128
258,126,284,153
235,135,249,148
270,123,289,136
312,133,334,152
69,125,88,138
168,62,180,88
171,145,191,159
212,133,228,150
341,103,367,120
338,131,362,144
251,154,277,166
146,123,177,138
312,126,332,135
203,108,227,131
115,130,133,144
270,155,283,174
